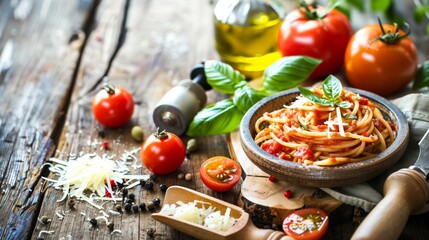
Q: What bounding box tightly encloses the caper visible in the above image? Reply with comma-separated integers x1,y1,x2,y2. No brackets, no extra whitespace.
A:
131,126,144,142
186,138,198,152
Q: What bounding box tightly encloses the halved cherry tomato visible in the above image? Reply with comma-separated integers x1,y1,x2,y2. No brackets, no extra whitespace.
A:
278,1,352,79
344,19,417,96
200,156,241,192
141,129,185,174
92,83,134,128
283,208,329,240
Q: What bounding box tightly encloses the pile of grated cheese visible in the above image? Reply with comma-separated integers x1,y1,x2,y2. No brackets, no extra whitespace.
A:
43,148,149,209
160,200,236,231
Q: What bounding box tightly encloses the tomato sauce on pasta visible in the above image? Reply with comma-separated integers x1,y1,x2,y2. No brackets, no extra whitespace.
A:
254,87,396,166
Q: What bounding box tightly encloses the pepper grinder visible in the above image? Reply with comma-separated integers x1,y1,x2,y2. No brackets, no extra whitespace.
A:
153,63,211,136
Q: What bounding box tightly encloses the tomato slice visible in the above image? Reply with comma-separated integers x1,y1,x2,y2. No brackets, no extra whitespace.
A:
200,156,241,192
283,208,329,240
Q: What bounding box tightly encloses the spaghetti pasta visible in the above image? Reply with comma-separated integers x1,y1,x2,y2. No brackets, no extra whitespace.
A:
254,86,396,166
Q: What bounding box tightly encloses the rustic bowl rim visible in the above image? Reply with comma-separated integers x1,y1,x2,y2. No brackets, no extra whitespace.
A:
239,87,409,188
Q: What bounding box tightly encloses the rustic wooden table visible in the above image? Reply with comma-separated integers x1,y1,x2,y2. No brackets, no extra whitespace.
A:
1,0,428,239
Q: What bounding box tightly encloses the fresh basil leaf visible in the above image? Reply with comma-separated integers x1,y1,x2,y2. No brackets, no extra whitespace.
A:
323,75,342,101
413,61,429,90
204,60,246,94
343,113,357,120
336,101,352,108
298,86,334,106
186,99,243,136
263,56,321,92
233,86,267,113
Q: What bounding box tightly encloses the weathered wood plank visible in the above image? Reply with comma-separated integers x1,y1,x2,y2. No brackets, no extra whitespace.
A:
0,0,93,239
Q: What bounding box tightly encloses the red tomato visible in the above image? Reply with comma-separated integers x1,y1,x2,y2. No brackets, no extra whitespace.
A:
200,156,241,192
92,83,134,128
277,3,352,79
283,208,329,240
344,21,418,96
141,129,185,174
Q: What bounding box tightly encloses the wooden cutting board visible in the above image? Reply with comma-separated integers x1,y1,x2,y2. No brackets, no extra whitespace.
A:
227,130,343,226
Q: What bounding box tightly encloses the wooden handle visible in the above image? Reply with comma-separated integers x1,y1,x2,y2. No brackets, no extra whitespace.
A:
351,168,429,240
233,218,294,240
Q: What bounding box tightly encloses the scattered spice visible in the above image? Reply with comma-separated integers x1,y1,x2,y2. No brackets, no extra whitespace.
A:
128,193,135,200
102,141,109,150
97,129,105,138
186,138,198,152
150,173,157,181
132,205,140,213
145,180,154,190
115,204,122,213
89,218,98,227
146,201,155,211
107,222,114,231
159,184,167,192
140,179,146,187
124,203,132,212
139,203,146,211
39,216,50,225
131,126,144,142
185,173,192,181
68,199,76,210
146,228,156,237
152,198,161,207
284,189,293,199
268,176,276,182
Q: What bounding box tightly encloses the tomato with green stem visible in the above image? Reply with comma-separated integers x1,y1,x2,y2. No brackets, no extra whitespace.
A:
283,208,329,240
92,83,135,128
141,129,186,175
277,1,352,79
344,18,418,96
200,156,241,192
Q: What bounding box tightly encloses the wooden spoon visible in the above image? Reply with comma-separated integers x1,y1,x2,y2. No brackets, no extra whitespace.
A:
151,186,294,240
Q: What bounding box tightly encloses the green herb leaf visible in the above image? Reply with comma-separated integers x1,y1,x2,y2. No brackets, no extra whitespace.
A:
263,56,321,92
413,61,429,90
298,86,334,106
204,60,246,94
343,113,357,120
233,86,267,114
323,75,342,101
186,99,243,136
336,101,352,108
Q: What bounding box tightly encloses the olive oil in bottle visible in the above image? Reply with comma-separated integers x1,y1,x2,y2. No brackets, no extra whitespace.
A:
214,0,284,78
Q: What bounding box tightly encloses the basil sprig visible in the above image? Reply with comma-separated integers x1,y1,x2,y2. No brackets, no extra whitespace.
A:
298,75,351,108
186,57,321,136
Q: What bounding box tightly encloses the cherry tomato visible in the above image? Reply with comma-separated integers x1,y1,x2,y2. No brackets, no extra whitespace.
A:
283,208,329,240
200,156,241,192
277,1,352,79
344,20,417,96
92,83,134,128
141,129,186,174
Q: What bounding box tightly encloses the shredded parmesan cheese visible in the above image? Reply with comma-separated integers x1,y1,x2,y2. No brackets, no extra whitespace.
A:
43,151,149,209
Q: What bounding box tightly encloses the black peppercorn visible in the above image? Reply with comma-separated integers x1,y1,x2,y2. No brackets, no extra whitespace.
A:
145,180,154,190
89,218,98,227
152,198,161,207
122,188,128,197
126,198,134,204
146,228,156,237
98,129,105,138
128,193,135,199
139,203,146,211
68,199,76,210
124,203,132,212
40,216,50,224
107,222,114,231
159,184,167,192
140,179,146,186
132,205,139,213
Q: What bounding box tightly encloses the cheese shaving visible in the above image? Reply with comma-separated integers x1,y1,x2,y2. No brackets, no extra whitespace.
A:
43,151,149,209
324,107,348,138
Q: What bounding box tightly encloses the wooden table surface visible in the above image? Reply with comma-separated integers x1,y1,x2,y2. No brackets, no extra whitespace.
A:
1,0,428,239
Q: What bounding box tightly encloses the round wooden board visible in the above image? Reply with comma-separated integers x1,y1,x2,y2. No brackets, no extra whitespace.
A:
227,131,343,225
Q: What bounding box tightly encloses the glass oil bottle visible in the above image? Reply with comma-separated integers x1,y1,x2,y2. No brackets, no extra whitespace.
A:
213,0,284,79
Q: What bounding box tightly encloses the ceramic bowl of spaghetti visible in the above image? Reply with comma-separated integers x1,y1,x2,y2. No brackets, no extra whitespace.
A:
240,82,409,188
